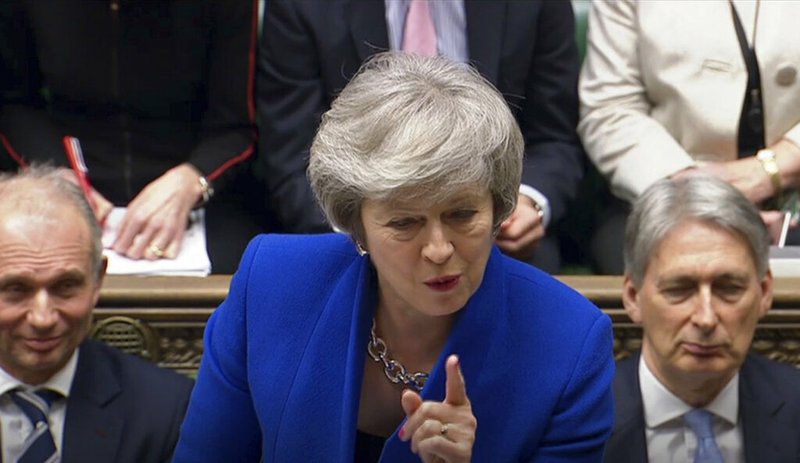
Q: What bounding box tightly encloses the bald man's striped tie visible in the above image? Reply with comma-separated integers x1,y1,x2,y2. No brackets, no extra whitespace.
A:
10,389,61,463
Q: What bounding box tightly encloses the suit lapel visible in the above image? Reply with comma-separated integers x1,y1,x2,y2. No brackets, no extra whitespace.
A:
465,0,506,83
341,257,379,458
271,255,378,461
604,354,648,462
61,341,124,463
739,357,789,462
347,0,390,63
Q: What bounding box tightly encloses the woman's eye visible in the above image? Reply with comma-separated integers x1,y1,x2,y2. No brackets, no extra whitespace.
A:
450,209,477,220
388,218,417,230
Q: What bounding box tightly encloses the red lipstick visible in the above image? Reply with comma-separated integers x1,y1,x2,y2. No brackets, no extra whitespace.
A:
425,275,460,292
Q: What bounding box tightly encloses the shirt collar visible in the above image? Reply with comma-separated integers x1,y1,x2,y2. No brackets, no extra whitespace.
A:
0,348,79,398
639,355,739,428
705,370,739,426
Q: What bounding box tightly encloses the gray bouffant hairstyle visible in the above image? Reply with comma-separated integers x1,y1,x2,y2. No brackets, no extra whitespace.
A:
625,175,770,286
308,52,523,242
0,164,104,280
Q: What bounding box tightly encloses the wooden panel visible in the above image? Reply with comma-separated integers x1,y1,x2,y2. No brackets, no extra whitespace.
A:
91,275,800,375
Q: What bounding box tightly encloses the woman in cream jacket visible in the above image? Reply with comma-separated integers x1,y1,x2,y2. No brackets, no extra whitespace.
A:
578,0,800,272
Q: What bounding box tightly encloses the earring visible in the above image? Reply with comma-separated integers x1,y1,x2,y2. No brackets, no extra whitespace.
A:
356,242,368,256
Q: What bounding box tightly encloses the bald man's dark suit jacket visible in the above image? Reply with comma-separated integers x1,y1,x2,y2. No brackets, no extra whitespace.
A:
60,340,194,463
605,353,800,463
258,0,583,239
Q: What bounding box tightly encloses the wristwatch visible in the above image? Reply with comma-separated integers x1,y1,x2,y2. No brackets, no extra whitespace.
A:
756,149,782,199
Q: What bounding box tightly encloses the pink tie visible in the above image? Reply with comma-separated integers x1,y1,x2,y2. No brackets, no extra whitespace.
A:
402,0,437,57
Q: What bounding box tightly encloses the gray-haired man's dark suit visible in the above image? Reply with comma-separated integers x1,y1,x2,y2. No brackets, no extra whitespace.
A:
605,353,800,463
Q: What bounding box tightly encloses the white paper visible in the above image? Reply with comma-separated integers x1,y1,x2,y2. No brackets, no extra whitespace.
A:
769,246,800,277
101,207,211,276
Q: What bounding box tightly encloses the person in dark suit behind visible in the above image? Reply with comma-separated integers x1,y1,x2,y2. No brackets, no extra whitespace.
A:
606,175,800,463
0,0,264,274
257,0,584,273
0,165,194,463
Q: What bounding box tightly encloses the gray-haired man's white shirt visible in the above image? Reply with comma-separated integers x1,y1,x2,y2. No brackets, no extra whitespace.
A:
639,355,744,463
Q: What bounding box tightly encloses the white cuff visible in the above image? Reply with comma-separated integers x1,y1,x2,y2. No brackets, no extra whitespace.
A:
519,184,551,228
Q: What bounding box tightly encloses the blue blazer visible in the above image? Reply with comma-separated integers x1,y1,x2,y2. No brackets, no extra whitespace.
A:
173,233,614,462
62,340,194,463
605,353,800,463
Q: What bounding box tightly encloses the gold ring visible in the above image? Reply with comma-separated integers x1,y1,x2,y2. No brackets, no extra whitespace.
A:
440,423,449,437
147,244,165,258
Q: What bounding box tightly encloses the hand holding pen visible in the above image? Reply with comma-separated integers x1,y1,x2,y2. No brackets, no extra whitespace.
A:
62,136,113,227
63,136,203,261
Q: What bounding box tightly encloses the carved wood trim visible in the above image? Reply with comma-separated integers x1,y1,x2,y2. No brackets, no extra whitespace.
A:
92,276,800,375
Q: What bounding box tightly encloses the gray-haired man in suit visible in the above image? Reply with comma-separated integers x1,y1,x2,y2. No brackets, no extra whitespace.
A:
605,176,800,463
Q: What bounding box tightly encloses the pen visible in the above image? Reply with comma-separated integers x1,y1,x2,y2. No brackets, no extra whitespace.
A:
778,211,792,248
62,135,101,219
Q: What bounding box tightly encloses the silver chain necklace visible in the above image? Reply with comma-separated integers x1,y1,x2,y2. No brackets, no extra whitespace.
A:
367,319,429,392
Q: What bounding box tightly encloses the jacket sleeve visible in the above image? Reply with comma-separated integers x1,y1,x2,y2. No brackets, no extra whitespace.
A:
577,0,694,203
188,0,258,192
256,0,330,233
171,237,262,462
518,0,586,224
785,124,800,150
528,313,615,462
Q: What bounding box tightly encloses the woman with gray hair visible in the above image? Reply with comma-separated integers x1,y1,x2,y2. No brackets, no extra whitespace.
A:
173,52,614,462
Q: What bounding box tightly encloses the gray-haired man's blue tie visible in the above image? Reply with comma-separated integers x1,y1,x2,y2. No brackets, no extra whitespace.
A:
9,389,62,463
684,408,724,463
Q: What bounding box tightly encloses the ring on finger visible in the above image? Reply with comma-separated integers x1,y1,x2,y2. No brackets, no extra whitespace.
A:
440,423,449,437
147,244,165,258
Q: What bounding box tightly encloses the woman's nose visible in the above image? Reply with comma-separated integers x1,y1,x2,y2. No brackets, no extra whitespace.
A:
421,223,454,264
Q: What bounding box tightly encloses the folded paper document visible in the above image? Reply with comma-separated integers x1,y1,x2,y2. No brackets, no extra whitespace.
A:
769,246,800,277
101,208,211,276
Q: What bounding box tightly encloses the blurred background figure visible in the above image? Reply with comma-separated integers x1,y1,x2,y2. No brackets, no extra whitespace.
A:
174,53,614,462
0,166,193,463
579,0,800,274
0,0,267,274
607,175,800,462
258,0,586,274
